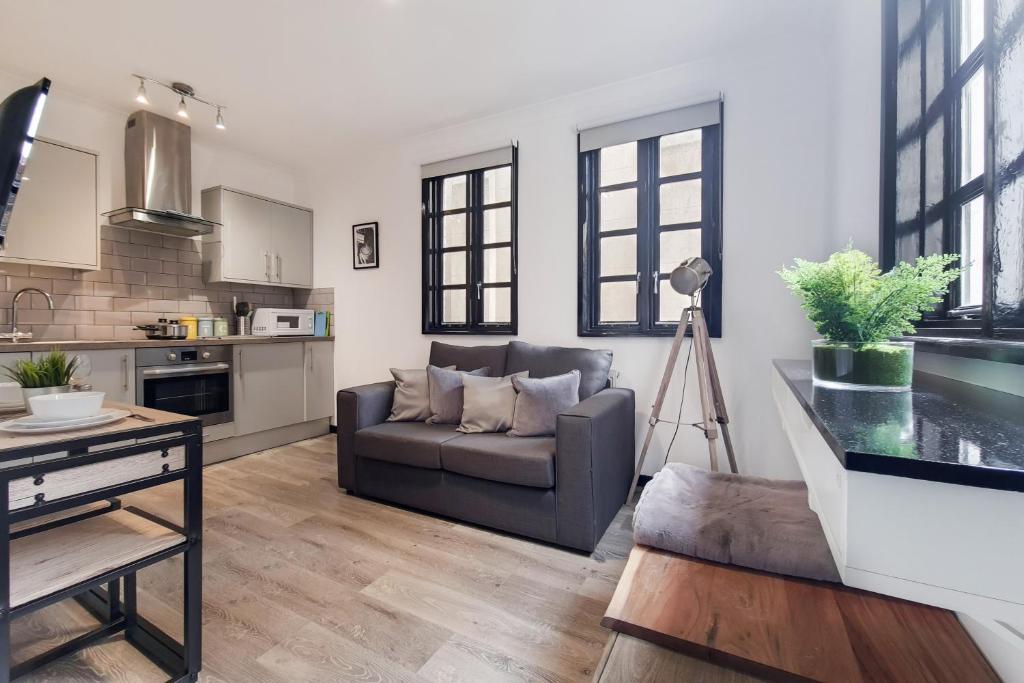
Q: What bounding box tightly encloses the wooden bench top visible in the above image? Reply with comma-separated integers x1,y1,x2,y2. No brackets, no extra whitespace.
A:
602,545,998,682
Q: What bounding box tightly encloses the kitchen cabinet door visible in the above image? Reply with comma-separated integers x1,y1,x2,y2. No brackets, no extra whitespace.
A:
221,190,273,283
303,342,334,421
271,202,313,288
30,349,134,403
234,342,305,436
2,139,99,270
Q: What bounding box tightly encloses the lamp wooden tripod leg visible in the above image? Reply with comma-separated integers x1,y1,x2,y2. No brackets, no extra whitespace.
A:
627,305,737,505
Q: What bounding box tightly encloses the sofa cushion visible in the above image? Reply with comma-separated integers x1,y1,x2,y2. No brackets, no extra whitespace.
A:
354,421,461,470
426,365,490,424
441,433,556,488
387,366,454,422
505,340,612,400
429,341,508,376
509,371,581,437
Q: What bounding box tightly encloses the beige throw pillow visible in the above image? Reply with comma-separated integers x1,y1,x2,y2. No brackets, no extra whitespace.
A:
387,366,455,422
457,371,529,434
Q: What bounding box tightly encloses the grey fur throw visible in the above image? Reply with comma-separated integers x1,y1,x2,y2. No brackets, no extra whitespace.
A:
634,463,841,582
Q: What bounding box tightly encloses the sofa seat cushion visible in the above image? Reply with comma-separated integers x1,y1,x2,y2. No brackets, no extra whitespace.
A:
441,433,556,488
354,422,461,470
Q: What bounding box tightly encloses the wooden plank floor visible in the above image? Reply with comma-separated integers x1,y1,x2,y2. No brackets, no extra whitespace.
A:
10,435,635,682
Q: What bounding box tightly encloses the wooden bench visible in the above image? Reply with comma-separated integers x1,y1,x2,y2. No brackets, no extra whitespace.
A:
600,545,999,682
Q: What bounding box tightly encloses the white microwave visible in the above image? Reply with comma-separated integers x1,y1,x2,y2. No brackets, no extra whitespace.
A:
251,308,315,336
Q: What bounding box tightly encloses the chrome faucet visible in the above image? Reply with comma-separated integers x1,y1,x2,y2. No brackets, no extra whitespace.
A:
7,287,54,341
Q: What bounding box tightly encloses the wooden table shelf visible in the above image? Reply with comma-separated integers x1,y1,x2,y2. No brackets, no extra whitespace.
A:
10,508,184,609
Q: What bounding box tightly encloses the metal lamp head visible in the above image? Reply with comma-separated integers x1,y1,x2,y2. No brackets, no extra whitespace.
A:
669,257,713,296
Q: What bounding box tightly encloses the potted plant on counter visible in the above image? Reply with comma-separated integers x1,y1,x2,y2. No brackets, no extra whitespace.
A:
779,247,959,391
3,350,80,409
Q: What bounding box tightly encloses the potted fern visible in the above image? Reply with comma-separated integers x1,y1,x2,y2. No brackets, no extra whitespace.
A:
779,248,959,391
3,350,80,408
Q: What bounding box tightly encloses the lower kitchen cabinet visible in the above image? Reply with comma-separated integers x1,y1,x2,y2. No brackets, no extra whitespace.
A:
29,349,134,403
304,341,334,421
234,342,306,436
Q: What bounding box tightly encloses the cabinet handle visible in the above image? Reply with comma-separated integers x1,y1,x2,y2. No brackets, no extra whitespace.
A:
308,347,313,373
121,354,129,391
264,252,271,281
276,253,282,282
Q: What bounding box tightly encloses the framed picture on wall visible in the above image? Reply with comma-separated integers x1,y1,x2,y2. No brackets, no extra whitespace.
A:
352,221,379,269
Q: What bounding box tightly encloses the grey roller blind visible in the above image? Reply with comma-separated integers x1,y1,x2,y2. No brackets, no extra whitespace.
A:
421,146,514,179
578,100,721,152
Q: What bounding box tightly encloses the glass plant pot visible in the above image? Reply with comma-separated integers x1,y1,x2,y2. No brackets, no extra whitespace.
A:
811,340,914,392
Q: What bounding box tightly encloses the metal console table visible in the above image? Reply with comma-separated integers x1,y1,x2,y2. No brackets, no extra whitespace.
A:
0,402,202,682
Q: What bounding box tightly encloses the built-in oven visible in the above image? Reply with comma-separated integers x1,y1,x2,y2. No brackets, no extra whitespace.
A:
136,346,232,426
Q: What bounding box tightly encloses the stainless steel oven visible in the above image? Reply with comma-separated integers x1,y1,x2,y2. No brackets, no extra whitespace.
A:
136,345,232,426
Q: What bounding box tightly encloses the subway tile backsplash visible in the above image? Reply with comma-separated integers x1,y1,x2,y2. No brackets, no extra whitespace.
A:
0,225,334,341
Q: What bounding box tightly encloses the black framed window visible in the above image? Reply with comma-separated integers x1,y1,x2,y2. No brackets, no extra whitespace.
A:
422,148,517,334
578,111,723,337
881,0,1024,337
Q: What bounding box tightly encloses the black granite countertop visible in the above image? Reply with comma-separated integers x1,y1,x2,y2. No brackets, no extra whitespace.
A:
774,359,1024,492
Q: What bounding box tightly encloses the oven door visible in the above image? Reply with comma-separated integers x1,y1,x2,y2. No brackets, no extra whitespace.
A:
138,362,232,426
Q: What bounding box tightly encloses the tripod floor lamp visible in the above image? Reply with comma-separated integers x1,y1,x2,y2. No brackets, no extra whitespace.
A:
627,257,738,503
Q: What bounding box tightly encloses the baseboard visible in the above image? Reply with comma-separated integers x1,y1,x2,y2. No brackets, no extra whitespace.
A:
203,419,330,465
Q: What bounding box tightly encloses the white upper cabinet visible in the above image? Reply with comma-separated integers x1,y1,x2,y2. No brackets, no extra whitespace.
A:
201,186,313,289
1,138,99,270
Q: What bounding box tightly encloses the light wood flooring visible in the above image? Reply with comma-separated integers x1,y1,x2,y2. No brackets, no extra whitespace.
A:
11,435,634,682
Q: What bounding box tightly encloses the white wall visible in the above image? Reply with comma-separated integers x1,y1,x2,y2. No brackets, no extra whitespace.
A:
309,2,854,479
0,69,301,219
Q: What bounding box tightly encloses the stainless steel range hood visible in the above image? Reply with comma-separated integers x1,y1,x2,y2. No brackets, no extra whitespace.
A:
102,110,218,237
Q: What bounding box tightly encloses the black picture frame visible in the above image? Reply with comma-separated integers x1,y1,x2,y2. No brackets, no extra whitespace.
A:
352,221,379,269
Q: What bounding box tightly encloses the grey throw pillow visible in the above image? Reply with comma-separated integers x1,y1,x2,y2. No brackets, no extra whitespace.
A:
508,370,581,437
457,371,529,434
426,365,490,425
387,365,455,422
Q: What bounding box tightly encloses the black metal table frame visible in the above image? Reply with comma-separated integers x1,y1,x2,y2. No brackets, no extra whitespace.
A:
0,419,203,683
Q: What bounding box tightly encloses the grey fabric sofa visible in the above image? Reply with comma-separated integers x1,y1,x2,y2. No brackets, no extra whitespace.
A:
336,340,635,552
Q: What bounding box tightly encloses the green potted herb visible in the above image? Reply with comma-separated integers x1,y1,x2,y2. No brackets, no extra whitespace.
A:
3,349,80,408
779,248,959,391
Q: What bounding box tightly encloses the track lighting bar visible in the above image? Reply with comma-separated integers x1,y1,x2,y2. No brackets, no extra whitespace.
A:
131,74,226,130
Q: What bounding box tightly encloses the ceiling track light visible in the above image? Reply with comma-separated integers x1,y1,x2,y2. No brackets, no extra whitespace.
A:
130,74,227,130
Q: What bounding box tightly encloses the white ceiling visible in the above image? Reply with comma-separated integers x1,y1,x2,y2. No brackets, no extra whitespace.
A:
1,0,821,169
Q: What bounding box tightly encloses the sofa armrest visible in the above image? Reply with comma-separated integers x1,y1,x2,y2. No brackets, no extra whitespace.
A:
555,387,635,551
336,381,395,492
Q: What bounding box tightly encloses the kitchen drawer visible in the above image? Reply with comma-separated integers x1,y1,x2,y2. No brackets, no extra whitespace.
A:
9,445,185,510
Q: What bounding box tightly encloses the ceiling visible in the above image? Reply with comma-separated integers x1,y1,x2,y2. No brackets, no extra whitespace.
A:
1,0,823,169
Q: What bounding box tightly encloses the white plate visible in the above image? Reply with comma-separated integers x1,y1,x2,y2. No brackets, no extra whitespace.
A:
0,409,129,434
13,412,112,429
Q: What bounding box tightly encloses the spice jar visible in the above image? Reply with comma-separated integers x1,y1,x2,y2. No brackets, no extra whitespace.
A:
213,317,229,337
197,316,214,338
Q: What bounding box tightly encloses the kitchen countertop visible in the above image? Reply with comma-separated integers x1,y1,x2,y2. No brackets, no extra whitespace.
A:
0,336,334,352
773,359,1024,492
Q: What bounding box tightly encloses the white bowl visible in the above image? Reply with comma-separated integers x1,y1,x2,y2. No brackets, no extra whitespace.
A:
28,391,105,420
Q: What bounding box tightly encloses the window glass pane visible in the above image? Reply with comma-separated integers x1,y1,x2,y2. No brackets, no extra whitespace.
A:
600,281,637,323
659,130,702,177
659,229,702,273
960,0,984,63
483,207,511,243
600,188,637,231
442,251,466,285
442,289,466,324
659,283,690,323
600,234,637,277
483,166,512,204
443,213,466,247
600,142,637,186
959,195,984,307
483,286,511,323
660,179,701,225
442,175,467,210
483,246,511,283
960,70,985,185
